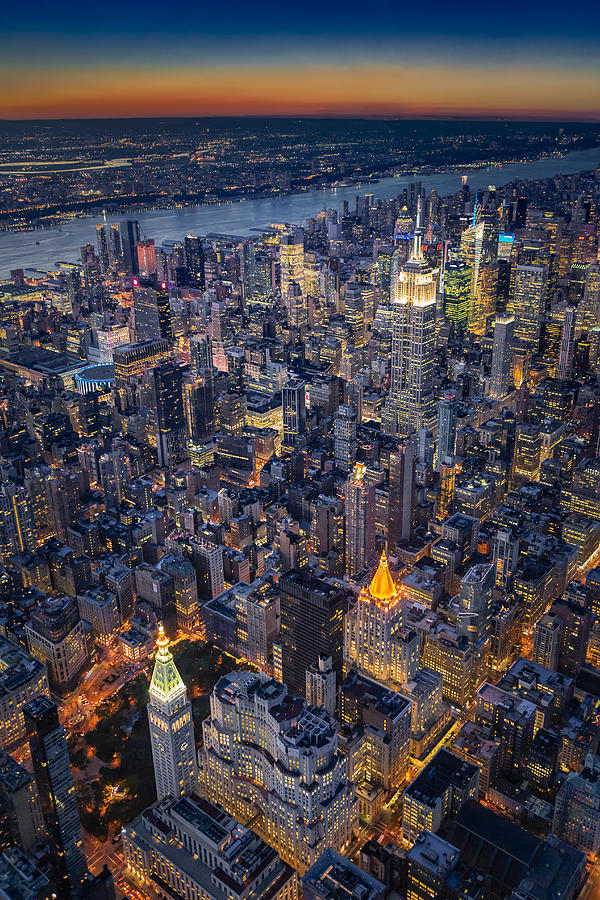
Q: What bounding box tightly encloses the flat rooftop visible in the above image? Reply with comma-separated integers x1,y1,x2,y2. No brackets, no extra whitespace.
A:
405,748,478,807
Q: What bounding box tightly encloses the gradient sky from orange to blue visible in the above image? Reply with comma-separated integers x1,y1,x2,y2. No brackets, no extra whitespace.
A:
1,0,600,119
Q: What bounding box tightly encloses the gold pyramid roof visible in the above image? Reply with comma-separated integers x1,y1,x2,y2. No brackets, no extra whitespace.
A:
369,551,397,602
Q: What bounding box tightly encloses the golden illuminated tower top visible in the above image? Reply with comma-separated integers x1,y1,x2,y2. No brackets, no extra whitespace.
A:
358,550,402,612
369,550,397,602
347,550,405,682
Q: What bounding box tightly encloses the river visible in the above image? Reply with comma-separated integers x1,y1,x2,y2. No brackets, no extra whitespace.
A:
1,146,599,278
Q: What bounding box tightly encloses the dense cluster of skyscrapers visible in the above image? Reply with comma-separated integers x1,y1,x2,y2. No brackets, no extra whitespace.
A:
0,153,600,900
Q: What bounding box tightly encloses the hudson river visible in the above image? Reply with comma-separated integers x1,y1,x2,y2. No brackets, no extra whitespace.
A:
1,146,599,278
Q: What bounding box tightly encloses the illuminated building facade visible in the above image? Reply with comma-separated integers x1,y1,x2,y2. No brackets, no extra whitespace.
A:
161,555,199,632
578,263,600,333
136,239,157,279
199,670,358,874
310,495,345,575
552,754,600,854
0,483,36,559
0,749,46,852
334,405,357,473
344,273,374,347
184,234,205,289
233,577,280,668
153,361,187,467
24,596,88,693
460,222,485,305
339,669,412,796
113,338,171,407
279,570,346,698
418,623,477,707
443,259,471,331
306,655,337,717
475,682,536,778
98,449,129,510
402,748,479,843
383,206,437,437
183,371,215,444
344,552,403,683
124,794,298,900
438,462,455,521
0,638,50,749
95,324,130,361
406,832,460,900
279,228,305,298
345,464,376,577
437,393,457,467
512,264,548,350
511,423,541,488
532,614,562,670
491,526,519,589
148,625,198,801
388,440,415,548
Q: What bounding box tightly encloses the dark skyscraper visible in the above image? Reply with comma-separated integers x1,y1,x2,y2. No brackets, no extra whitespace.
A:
282,377,306,448
279,571,346,697
388,440,415,548
120,219,141,274
190,332,212,375
438,392,458,465
184,234,205,289
514,195,528,230
24,697,88,896
133,279,173,342
183,372,214,443
152,361,187,466
95,224,110,274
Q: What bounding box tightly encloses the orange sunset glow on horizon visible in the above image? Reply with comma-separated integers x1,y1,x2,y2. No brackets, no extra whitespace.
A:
2,58,600,121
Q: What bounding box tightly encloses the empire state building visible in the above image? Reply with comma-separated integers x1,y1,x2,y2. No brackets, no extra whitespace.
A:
383,200,438,437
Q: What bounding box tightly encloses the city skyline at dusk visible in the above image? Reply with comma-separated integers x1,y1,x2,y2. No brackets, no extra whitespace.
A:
2,6,600,900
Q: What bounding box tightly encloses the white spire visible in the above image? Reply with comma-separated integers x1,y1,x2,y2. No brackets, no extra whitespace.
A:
412,196,423,261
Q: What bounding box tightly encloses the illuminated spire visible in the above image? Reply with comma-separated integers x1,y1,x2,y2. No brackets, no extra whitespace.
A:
156,622,169,658
369,551,397,602
150,623,185,702
412,197,423,261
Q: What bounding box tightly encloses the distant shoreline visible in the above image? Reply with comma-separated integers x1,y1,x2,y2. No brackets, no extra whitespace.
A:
0,144,590,234
2,144,599,278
